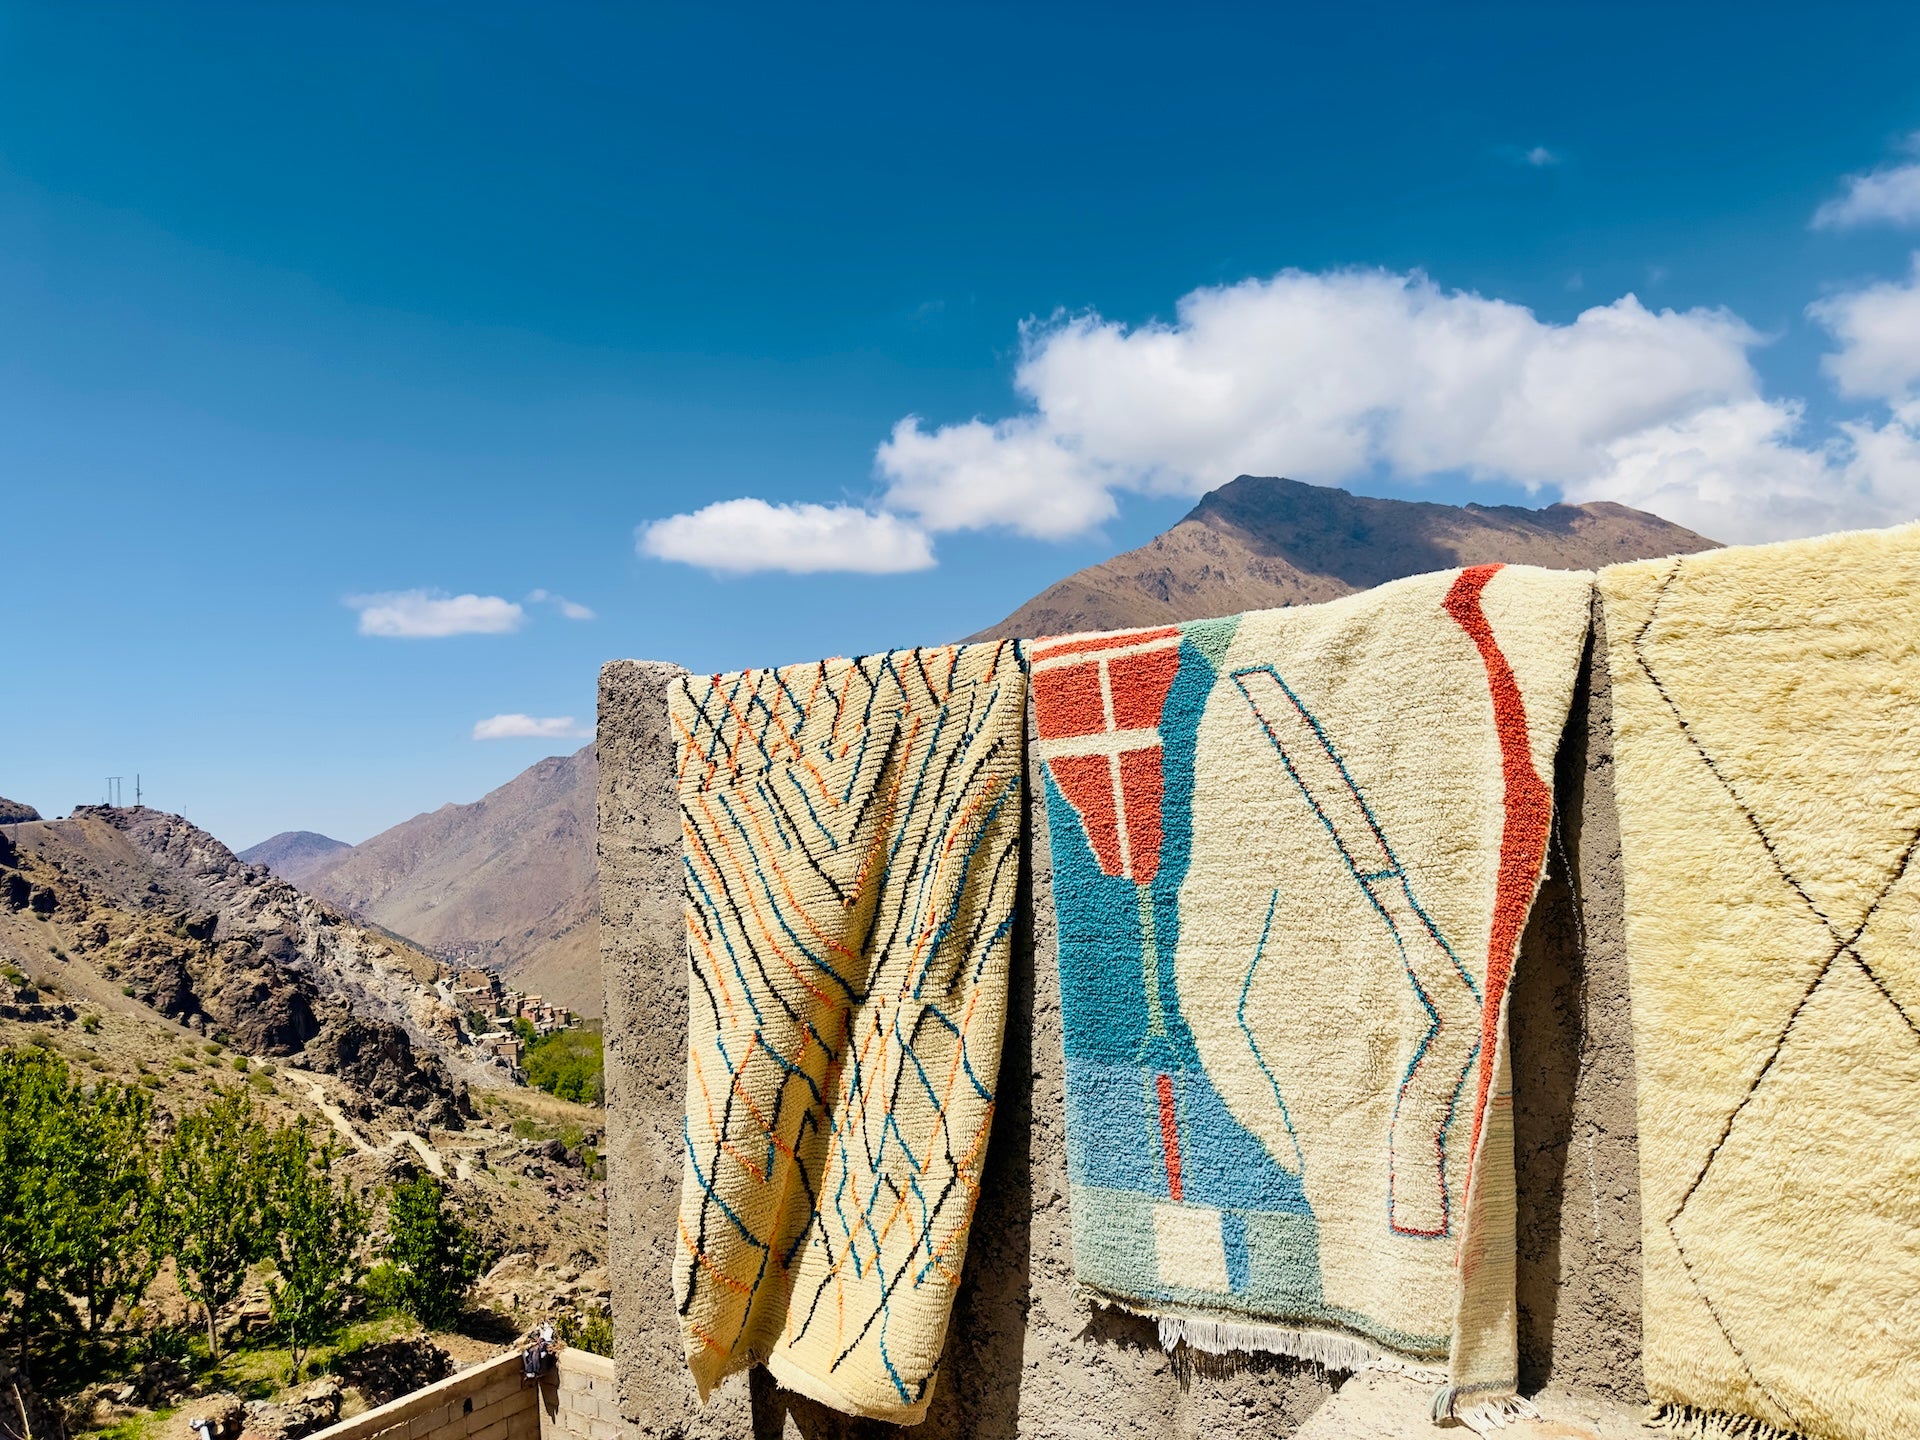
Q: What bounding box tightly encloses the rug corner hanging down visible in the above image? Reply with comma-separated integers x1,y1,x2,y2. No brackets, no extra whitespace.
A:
668,639,1027,1425
1034,563,1596,1424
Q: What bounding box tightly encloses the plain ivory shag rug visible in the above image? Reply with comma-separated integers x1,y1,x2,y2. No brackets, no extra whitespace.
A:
1032,563,1594,1427
1601,525,1920,1440
668,642,1026,1424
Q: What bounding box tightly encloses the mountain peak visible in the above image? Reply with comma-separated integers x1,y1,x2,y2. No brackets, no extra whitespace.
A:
297,744,600,1016
238,829,351,882
969,475,1716,639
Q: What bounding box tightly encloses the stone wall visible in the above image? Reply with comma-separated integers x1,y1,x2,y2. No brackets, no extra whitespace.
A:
597,599,1646,1438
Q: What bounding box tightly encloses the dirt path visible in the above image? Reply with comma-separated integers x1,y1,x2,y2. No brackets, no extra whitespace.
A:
277,1063,452,1178
285,1069,379,1155
390,1129,446,1178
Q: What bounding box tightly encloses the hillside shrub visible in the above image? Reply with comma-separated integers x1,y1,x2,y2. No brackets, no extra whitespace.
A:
556,1308,613,1357
359,1260,408,1316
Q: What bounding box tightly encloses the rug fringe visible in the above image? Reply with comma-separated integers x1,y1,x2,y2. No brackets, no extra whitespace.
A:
1644,1403,1809,1440
1431,1387,1539,1433
1150,1310,1444,1380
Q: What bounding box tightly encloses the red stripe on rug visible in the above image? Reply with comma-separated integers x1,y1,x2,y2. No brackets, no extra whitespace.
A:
1156,1072,1184,1202
1442,564,1554,1169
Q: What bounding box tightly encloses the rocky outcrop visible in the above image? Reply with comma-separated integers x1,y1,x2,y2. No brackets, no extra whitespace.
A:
242,1379,341,1440
9,808,474,1127
0,795,40,825
303,1017,468,1130
333,1338,452,1405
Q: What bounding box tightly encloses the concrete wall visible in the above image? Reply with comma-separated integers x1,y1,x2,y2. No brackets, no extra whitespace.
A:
303,1348,612,1440
597,602,1645,1438
1510,607,1646,1401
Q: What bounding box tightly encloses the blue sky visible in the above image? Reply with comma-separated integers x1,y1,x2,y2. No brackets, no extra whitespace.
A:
5,2,1919,847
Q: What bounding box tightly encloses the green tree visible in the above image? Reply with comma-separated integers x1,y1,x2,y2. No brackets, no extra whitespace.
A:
0,1047,77,1374
264,1122,369,1381
0,1047,158,1379
523,1030,603,1104
158,1088,273,1359
379,1174,484,1330
61,1075,160,1348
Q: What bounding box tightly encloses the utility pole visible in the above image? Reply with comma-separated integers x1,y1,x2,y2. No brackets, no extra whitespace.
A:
135,774,142,807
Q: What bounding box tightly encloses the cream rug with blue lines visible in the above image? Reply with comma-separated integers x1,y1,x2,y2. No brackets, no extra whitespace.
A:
1033,564,1592,1421
670,641,1024,1425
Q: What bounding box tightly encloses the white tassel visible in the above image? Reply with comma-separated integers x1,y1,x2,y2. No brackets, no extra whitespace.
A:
1446,1394,1540,1433
1147,1309,1445,1381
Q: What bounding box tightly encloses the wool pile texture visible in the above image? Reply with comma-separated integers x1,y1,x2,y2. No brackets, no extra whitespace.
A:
669,641,1025,1424
1033,563,1592,1421
1600,525,1920,1440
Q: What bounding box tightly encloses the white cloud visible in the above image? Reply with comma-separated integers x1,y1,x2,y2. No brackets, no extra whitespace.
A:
1840,400,1920,507
868,268,1920,545
351,590,524,638
876,415,1119,538
472,714,588,740
644,262,1920,571
870,270,1826,540
1813,134,1920,230
1809,256,1920,403
638,498,936,574
1525,146,1559,167
527,588,597,621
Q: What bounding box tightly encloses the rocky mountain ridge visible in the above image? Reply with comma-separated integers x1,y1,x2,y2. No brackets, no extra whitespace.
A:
1,806,478,1127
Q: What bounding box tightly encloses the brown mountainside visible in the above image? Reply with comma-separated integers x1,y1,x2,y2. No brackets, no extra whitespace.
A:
971,475,1716,639
301,747,600,1015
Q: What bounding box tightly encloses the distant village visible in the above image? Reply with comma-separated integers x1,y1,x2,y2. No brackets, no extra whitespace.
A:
438,962,575,1078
